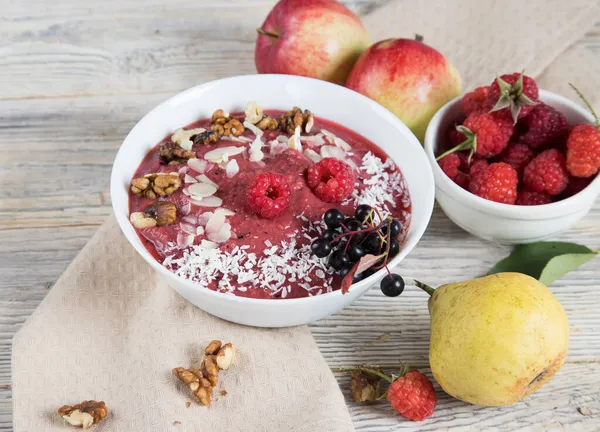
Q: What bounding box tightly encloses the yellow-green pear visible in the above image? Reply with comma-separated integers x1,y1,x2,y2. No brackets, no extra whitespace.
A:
416,272,569,406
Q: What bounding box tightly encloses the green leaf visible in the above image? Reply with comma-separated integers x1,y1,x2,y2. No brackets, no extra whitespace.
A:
539,253,598,286
488,242,598,284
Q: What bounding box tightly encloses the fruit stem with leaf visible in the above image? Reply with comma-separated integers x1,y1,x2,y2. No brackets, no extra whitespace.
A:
569,83,600,130
256,28,279,39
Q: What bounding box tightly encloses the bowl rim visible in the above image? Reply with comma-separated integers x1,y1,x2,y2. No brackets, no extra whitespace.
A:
424,89,600,218
110,74,435,305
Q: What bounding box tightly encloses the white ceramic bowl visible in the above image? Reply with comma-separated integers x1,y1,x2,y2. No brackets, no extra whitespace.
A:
424,89,600,244
111,74,435,328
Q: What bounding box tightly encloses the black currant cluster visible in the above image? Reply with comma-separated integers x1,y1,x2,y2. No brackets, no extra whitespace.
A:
310,205,405,297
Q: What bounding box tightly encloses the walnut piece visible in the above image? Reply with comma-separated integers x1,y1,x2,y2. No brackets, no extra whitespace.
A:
349,367,382,402
58,400,108,429
202,355,219,387
280,107,314,135
216,343,235,370
244,101,279,130
211,109,245,137
159,142,195,165
131,173,182,199
193,130,221,145
171,127,206,151
130,201,177,228
173,340,236,407
205,340,222,355
256,115,278,131
173,367,213,406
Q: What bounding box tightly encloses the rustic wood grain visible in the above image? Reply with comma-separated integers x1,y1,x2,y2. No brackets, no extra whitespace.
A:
1,0,599,430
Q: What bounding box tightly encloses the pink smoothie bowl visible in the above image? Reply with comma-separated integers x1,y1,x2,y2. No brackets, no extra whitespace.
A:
110,74,435,328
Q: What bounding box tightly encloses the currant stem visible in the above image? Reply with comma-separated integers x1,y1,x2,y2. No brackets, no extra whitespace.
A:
256,28,279,39
414,280,436,296
569,83,600,128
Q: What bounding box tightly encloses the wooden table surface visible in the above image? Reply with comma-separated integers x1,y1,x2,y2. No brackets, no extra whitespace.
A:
1,0,599,430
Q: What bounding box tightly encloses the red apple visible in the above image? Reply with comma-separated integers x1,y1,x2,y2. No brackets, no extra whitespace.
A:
346,37,462,142
255,0,370,85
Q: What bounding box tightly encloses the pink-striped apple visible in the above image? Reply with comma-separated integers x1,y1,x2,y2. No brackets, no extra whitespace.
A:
255,0,370,85
346,37,462,142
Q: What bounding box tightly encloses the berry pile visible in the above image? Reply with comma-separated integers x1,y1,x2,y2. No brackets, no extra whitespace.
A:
310,205,405,296
437,74,599,205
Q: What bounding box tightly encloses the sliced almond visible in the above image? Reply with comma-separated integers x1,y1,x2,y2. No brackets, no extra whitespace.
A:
205,212,226,234
171,127,206,145
304,149,322,163
320,145,345,160
196,174,218,187
249,136,264,162
188,158,208,174
207,223,231,243
180,202,192,216
305,115,315,133
226,159,239,178
182,215,198,225
197,212,214,226
244,101,264,124
334,136,352,151
214,208,235,217
196,226,205,236
191,196,223,208
201,240,218,249
288,126,302,151
184,174,198,184
180,223,197,236
176,232,195,249
243,120,263,138
204,146,245,164
188,182,218,199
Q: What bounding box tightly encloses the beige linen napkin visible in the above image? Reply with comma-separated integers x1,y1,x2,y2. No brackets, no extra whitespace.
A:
12,1,600,431
12,215,354,431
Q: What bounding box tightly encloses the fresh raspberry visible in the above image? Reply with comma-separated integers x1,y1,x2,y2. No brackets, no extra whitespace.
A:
566,123,600,178
497,143,536,178
447,123,466,147
462,111,514,157
246,172,291,219
516,189,552,205
487,72,539,122
523,149,569,195
307,158,355,203
515,103,568,149
469,158,489,177
387,370,437,421
461,86,490,115
469,162,518,204
438,153,471,189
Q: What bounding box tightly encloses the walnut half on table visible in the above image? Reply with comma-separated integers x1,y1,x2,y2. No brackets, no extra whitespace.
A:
58,400,108,429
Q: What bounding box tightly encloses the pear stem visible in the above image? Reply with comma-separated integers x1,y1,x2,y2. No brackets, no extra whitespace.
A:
414,280,435,296
569,83,600,129
257,28,279,39
415,34,424,42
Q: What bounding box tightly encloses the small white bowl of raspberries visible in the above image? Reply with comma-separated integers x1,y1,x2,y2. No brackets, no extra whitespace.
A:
424,72,600,244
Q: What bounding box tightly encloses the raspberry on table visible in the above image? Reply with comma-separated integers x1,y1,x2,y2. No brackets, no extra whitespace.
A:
469,162,518,204
461,86,490,115
516,189,552,206
515,103,568,149
486,72,539,122
246,172,291,219
307,158,355,203
387,370,437,421
523,149,569,196
566,123,600,178
497,143,536,178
